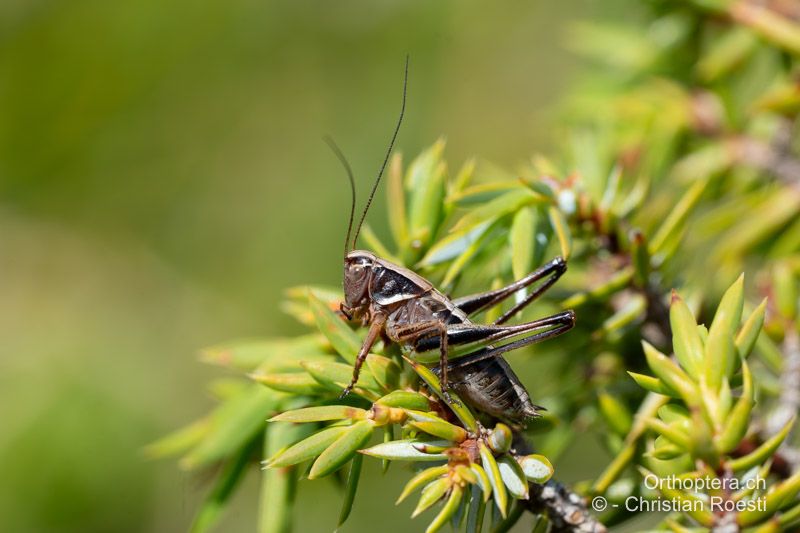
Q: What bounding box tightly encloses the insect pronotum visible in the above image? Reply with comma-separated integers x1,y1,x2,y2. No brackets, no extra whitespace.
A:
326,57,575,424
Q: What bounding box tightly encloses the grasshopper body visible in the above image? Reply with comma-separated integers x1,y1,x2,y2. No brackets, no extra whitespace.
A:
329,57,575,424
341,250,574,423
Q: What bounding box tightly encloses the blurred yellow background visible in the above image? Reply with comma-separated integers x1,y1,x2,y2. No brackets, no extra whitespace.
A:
0,1,630,531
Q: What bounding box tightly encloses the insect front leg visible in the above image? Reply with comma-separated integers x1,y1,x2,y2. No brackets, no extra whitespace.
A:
452,256,567,324
340,312,387,398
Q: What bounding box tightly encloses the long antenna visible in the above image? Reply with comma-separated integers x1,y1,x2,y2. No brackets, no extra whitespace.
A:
351,55,409,249
324,136,357,260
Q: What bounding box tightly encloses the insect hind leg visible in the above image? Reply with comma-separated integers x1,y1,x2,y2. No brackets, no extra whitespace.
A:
443,310,576,372
414,309,575,353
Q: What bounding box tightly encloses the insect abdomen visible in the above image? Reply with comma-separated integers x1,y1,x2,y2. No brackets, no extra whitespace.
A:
447,355,541,423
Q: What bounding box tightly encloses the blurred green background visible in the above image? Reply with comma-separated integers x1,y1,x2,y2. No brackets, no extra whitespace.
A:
0,1,632,531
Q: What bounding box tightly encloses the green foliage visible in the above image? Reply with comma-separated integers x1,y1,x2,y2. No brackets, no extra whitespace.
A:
152,1,800,531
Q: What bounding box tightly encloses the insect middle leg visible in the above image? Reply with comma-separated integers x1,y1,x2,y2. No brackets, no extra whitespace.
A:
452,256,567,324
391,320,454,401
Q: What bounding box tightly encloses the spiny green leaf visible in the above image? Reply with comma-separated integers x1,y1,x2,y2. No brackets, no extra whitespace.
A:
487,423,512,454
202,335,325,371
642,341,698,404
207,378,248,401
462,465,488,505
409,421,465,445
652,474,715,527
361,224,402,265
650,438,685,460
448,181,521,206
191,438,257,533
144,418,210,459
736,298,767,359
252,372,329,395
730,2,800,56
450,188,541,233
489,500,525,533
591,394,669,494
266,426,350,468
397,466,449,504
645,417,691,449
338,453,363,528
756,333,784,373
440,221,500,287
773,261,797,321
497,456,529,500
376,390,431,411
381,424,393,474
599,164,622,213
454,464,476,485
510,207,535,281
779,500,800,528
301,360,380,393
628,372,679,397
670,290,704,377
412,478,450,518
598,392,633,436
697,26,757,82
630,229,650,286
705,274,744,390
479,442,507,518
405,357,478,432
426,484,464,533
269,405,367,423
548,206,572,260
409,440,453,454
596,294,646,340
738,471,800,526
308,291,361,365
406,415,468,443
450,159,476,197
754,79,800,115
658,404,691,426
365,354,401,391
282,285,342,328
518,454,553,484
418,221,492,267
360,439,448,461
531,206,553,267
729,417,796,472
407,140,447,251
561,267,633,308
182,385,283,469
649,177,709,256
260,423,305,533
308,420,374,479
718,377,733,426
387,153,408,249
715,362,753,455
466,485,487,532
567,21,656,70
712,188,800,262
